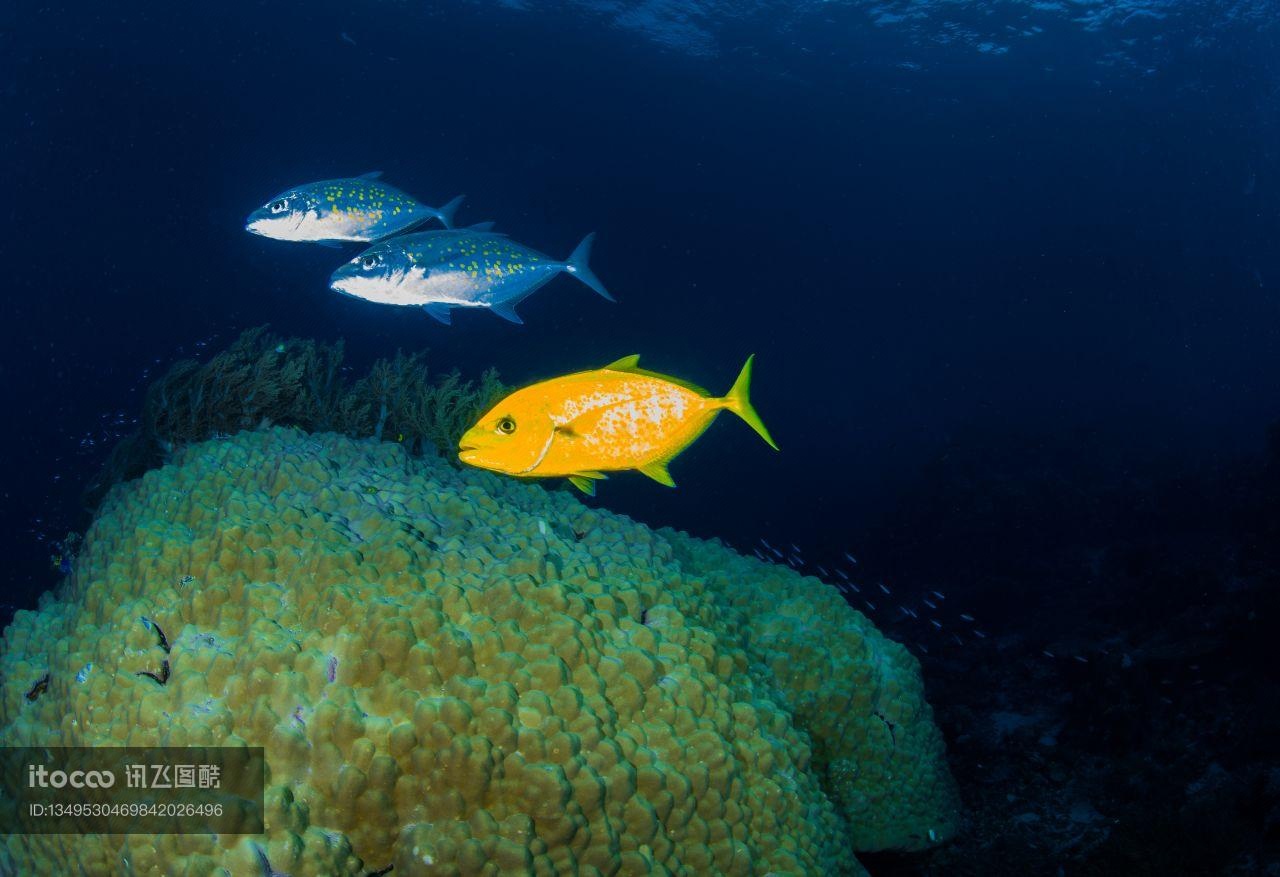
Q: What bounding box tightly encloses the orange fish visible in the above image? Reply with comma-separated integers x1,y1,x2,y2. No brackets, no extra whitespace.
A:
458,355,778,493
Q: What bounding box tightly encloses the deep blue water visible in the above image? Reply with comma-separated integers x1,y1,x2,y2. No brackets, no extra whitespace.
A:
1,3,1279,867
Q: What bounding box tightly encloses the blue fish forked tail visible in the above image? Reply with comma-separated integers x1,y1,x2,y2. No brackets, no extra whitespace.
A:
432,195,465,229
564,233,614,302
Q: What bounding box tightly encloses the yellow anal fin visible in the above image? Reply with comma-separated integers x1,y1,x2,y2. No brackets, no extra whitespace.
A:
638,461,676,488
567,471,607,495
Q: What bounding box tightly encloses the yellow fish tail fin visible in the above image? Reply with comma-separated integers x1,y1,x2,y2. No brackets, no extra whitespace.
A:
722,354,779,451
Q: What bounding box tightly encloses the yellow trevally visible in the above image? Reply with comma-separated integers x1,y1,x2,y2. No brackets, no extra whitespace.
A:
458,355,778,494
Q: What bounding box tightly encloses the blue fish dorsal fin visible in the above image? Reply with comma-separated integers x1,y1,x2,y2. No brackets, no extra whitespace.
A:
422,303,452,325
357,171,384,180
601,355,711,396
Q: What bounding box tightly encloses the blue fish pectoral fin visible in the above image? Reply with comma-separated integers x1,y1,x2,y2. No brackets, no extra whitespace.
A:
488,301,524,324
637,460,676,488
567,471,607,495
563,232,614,302
422,303,453,325
357,171,383,180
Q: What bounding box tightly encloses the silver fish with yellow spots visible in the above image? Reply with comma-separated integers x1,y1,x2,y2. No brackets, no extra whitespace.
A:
245,172,463,244
329,230,613,324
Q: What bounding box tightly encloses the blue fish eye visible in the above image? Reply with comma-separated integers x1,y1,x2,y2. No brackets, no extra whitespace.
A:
361,255,378,270
269,199,288,214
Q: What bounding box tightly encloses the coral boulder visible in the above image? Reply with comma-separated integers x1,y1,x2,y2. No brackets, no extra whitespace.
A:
0,429,958,875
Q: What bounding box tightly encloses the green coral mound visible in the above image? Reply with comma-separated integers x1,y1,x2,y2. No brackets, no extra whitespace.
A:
1,428,958,876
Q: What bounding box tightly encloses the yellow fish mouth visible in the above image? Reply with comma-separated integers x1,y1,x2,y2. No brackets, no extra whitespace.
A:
457,443,484,466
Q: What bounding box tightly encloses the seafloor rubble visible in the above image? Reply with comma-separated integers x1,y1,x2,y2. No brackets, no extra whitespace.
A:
0,428,959,875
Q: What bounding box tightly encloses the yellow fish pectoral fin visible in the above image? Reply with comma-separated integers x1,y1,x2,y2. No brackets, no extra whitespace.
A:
567,471,608,496
637,461,676,488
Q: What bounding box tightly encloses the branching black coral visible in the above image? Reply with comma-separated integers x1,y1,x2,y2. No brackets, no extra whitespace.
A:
84,327,505,508
342,351,505,455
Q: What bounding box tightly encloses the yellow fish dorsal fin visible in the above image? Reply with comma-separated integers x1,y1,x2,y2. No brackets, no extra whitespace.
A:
637,460,676,488
602,354,641,371
567,471,607,495
601,354,711,396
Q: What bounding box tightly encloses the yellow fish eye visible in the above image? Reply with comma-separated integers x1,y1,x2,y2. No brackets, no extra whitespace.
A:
496,417,517,434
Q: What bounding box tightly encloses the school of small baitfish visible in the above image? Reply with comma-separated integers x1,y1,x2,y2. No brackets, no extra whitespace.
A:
247,173,778,493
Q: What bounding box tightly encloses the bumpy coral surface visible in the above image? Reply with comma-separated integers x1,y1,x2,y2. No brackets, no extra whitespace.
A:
0,428,958,875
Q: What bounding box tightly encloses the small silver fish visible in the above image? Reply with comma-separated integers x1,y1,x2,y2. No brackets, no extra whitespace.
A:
931,590,945,600
960,613,975,622
75,663,93,684
878,583,891,595
844,552,858,564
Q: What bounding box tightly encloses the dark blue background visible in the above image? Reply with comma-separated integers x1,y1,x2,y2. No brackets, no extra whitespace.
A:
2,1,1277,611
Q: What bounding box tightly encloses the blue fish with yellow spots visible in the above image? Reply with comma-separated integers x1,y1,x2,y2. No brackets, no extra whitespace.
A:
329,230,613,325
245,172,463,244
